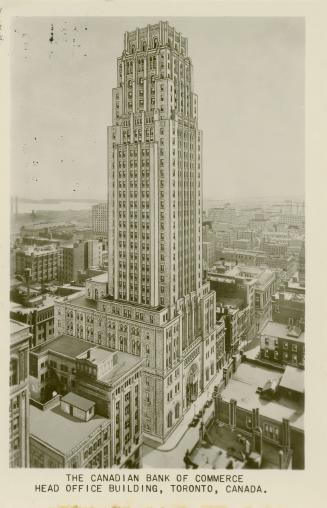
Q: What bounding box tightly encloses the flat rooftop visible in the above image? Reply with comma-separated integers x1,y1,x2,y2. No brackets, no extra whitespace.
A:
82,348,113,364
262,321,305,342
97,351,143,385
61,392,95,412
11,295,55,314
88,273,108,283
10,320,30,344
69,295,97,310
31,336,143,384
31,335,93,358
280,366,304,394
30,404,109,456
216,296,246,309
221,362,304,430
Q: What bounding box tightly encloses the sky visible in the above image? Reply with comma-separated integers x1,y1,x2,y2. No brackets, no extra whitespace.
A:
11,16,305,202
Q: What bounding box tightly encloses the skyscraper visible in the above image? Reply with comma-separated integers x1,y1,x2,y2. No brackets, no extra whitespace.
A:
55,22,219,446
106,21,218,442
108,22,202,306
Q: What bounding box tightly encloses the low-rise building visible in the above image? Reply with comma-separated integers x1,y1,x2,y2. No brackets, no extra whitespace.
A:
272,291,305,330
16,245,60,283
260,321,305,368
10,295,55,348
209,361,304,469
29,393,111,468
29,335,143,467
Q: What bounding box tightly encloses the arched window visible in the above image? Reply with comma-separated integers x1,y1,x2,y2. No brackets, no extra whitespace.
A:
142,41,147,51
131,44,135,54
167,411,172,428
10,358,18,386
146,344,150,354
153,37,158,49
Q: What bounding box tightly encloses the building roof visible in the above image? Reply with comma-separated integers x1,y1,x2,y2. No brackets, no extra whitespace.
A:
221,362,304,430
10,320,30,345
30,404,109,457
88,273,108,283
279,366,304,394
61,392,95,412
69,295,97,310
10,319,29,335
31,335,93,358
92,350,143,386
262,321,305,343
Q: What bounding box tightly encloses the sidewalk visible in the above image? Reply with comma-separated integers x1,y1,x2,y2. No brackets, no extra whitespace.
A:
142,371,223,468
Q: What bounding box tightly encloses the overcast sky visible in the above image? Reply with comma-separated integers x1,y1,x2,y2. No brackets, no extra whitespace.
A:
11,16,305,201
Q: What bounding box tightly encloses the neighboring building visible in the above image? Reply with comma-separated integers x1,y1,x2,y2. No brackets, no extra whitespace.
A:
254,269,276,333
62,241,86,282
215,319,226,371
279,214,305,229
260,321,305,368
16,245,60,283
10,320,31,467
29,394,111,468
55,22,219,444
202,241,216,271
216,304,250,356
86,239,103,269
210,361,304,469
208,204,237,225
29,335,143,467
92,202,108,236
10,295,55,348
272,291,305,330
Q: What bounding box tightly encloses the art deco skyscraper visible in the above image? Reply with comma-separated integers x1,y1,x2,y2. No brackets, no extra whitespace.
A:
56,22,219,448
106,22,218,443
108,22,202,309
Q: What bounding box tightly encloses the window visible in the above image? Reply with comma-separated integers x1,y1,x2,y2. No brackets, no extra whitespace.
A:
167,411,172,428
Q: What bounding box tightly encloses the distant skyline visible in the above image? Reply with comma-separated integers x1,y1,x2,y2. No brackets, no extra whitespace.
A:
11,17,305,201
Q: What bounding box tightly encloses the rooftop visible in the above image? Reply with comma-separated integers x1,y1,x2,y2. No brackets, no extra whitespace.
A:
10,319,30,343
221,362,304,430
31,335,93,358
31,336,143,385
279,366,304,394
95,350,143,385
30,404,109,456
262,321,305,342
61,392,95,412
69,295,98,310
88,273,108,284
81,348,113,365
10,295,55,314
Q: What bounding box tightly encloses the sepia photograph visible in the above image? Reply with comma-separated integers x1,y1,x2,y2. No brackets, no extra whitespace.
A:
8,15,306,474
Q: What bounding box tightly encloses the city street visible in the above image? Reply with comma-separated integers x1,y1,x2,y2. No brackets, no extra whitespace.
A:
142,371,223,468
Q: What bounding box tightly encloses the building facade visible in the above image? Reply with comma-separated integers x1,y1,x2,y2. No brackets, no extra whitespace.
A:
10,320,31,467
92,202,108,237
260,321,305,368
29,335,143,467
10,296,55,348
16,246,60,283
